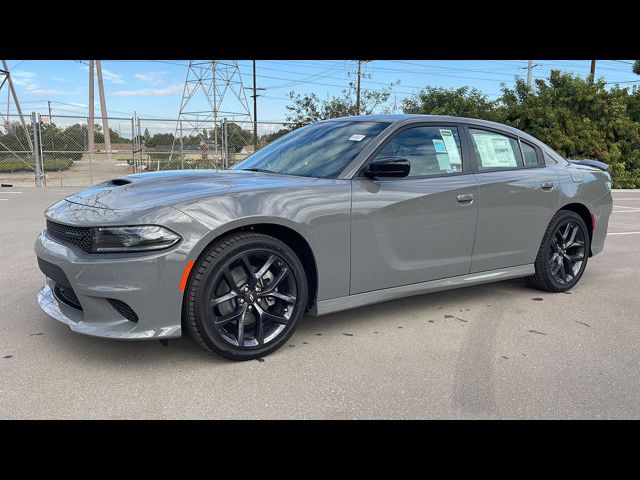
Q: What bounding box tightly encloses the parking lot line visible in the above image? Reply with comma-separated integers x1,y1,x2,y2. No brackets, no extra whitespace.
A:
612,210,640,214
608,231,640,235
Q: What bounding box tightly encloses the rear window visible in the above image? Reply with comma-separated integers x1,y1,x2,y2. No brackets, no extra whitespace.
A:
521,142,539,166
470,129,522,170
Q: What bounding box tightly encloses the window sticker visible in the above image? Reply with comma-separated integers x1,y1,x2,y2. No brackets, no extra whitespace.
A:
436,153,451,171
432,139,447,153
439,129,462,167
348,134,366,142
473,132,517,168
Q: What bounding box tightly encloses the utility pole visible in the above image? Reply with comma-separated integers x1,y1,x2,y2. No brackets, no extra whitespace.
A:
356,60,362,115
253,60,258,150
96,60,113,161
248,60,265,151
589,60,597,83
88,60,95,186
527,60,533,89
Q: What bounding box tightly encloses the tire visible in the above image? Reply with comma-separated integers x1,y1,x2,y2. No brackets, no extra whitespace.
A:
184,231,308,361
527,210,590,292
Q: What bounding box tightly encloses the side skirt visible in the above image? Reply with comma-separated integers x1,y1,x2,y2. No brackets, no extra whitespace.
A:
310,264,535,316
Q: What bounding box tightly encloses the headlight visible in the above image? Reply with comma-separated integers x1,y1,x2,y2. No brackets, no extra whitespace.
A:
91,225,181,253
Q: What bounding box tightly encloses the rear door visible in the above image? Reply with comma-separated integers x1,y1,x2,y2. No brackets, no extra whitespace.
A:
350,123,479,294
466,126,559,272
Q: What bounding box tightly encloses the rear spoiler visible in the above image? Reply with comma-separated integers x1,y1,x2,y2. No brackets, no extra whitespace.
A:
568,159,609,171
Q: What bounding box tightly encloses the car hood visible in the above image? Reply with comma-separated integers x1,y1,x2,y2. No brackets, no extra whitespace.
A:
64,170,320,211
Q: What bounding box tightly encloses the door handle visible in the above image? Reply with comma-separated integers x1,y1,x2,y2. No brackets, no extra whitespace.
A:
541,182,554,191
457,193,475,204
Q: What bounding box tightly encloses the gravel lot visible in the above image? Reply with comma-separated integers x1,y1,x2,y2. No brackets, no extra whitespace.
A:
1,187,639,419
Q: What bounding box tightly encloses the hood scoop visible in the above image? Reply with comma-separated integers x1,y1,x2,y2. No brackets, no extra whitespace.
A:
107,178,133,186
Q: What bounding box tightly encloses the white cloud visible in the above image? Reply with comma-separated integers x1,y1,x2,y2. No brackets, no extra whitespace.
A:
10,71,38,88
50,76,69,82
100,67,126,84
113,84,182,97
133,71,167,86
8,71,79,97
12,71,37,78
80,64,126,84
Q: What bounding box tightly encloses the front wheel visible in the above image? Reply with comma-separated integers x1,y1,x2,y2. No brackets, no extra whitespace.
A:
184,232,308,360
527,210,590,292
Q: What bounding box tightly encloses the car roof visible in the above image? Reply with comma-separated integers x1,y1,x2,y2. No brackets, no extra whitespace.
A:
325,114,544,147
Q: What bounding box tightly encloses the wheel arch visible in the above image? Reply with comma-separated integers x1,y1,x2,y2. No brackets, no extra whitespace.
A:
184,219,319,311
558,202,594,256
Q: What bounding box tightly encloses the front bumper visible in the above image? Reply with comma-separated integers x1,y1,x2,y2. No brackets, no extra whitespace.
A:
35,223,204,340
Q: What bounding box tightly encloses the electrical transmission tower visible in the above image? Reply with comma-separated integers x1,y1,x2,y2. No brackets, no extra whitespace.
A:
1,60,33,152
170,61,252,162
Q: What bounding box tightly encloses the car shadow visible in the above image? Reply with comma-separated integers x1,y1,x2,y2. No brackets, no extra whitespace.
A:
43,277,530,366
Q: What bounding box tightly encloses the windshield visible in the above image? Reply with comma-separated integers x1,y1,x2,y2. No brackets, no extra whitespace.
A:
233,120,390,178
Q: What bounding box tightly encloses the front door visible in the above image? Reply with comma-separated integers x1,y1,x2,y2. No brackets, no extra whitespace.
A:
350,124,479,295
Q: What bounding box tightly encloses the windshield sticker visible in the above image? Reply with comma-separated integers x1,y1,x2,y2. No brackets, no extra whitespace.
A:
432,139,447,153
348,134,366,142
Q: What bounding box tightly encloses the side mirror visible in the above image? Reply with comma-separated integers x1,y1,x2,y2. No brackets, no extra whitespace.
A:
365,157,410,178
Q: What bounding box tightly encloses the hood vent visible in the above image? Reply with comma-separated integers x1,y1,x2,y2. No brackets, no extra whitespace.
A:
109,178,132,186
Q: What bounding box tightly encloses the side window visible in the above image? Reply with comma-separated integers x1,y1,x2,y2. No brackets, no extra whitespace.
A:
521,141,539,167
470,129,522,170
373,126,463,177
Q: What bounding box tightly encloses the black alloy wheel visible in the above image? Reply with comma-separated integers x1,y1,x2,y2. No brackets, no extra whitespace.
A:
528,210,590,292
547,218,587,285
210,250,297,348
184,232,308,360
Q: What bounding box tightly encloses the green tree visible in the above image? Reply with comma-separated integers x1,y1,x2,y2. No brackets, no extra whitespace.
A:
147,133,175,148
402,86,500,120
285,81,397,129
259,128,291,146
498,70,640,187
633,60,640,75
222,123,252,153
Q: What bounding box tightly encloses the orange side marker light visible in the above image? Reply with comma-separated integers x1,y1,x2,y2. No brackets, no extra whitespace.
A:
179,260,195,292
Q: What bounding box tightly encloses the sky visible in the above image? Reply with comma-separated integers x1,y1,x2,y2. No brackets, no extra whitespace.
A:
3,59,639,125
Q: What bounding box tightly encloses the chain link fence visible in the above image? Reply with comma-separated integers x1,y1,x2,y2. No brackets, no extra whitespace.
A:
0,113,293,187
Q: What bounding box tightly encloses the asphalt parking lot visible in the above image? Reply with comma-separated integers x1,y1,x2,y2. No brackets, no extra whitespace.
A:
1,187,639,419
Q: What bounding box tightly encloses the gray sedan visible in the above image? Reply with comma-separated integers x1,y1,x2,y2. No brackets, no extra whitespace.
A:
35,115,613,360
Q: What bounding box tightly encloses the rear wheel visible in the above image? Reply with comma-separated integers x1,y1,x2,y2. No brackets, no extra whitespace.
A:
184,232,308,360
527,210,590,292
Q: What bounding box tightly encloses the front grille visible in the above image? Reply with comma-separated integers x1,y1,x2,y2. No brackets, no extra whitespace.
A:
107,299,139,323
53,283,83,310
46,220,93,252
